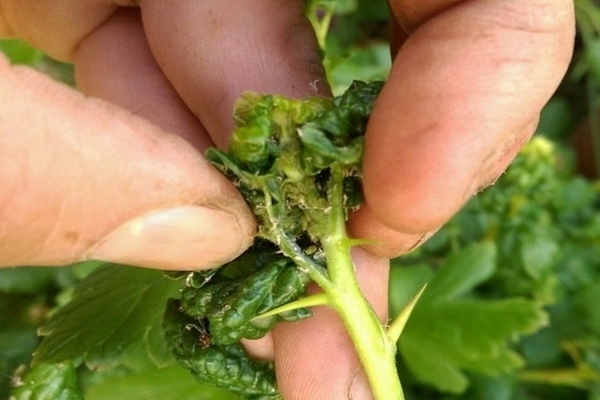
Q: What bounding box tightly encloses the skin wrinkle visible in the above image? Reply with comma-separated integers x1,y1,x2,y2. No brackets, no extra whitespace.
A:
485,0,573,33
195,201,255,257
411,8,566,54
390,0,570,33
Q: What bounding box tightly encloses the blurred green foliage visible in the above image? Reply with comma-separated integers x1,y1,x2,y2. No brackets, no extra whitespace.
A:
393,137,600,399
3,1,600,399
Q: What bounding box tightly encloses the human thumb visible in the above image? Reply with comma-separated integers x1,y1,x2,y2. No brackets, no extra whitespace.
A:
0,56,255,270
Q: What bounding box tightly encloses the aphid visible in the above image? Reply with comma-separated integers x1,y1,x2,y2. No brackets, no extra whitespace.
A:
185,319,211,350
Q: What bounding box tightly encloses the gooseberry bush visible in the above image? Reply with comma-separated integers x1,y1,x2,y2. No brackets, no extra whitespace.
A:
3,1,600,399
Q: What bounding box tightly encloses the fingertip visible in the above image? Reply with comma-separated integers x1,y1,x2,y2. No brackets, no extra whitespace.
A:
361,92,478,235
87,206,255,271
348,204,435,259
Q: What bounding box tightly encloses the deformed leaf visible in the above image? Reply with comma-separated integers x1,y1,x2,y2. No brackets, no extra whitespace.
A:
166,83,384,399
34,264,181,369
163,300,280,399
180,245,311,345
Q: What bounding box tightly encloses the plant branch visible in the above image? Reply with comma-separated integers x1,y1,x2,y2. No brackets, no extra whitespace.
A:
319,166,404,400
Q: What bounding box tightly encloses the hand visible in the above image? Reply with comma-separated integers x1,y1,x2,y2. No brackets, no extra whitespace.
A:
0,1,574,399
349,0,575,258
0,2,380,399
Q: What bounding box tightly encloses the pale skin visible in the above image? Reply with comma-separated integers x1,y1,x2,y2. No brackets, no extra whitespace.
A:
0,1,574,399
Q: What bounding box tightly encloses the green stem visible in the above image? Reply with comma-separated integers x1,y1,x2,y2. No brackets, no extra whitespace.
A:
306,2,334,52
270,164,405,398
254,293,329,320
320,167,404,400
278,234,333,291
261,185,332,290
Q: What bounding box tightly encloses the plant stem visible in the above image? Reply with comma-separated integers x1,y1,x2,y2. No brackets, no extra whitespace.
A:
319,167,404,400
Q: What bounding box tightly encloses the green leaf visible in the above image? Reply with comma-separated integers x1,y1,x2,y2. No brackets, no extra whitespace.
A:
144,322,177,368
85,366,238,400
536,97,578,141
0,267,58,294
389,263,434,316
329,43,392,95
0,327,38,360
519,233,558,280
0,327,39,399
11,362,82,400
397,244,548,394
576,284,600,334
34,264,181,369
401,340,470,394
425,242,496,300
585,39,600,83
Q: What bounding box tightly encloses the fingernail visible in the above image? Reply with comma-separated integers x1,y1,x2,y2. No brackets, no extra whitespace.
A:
88,205,251,270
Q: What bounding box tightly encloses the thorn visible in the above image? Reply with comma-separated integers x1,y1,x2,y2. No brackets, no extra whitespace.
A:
252,293,329,320
386,284,427,344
